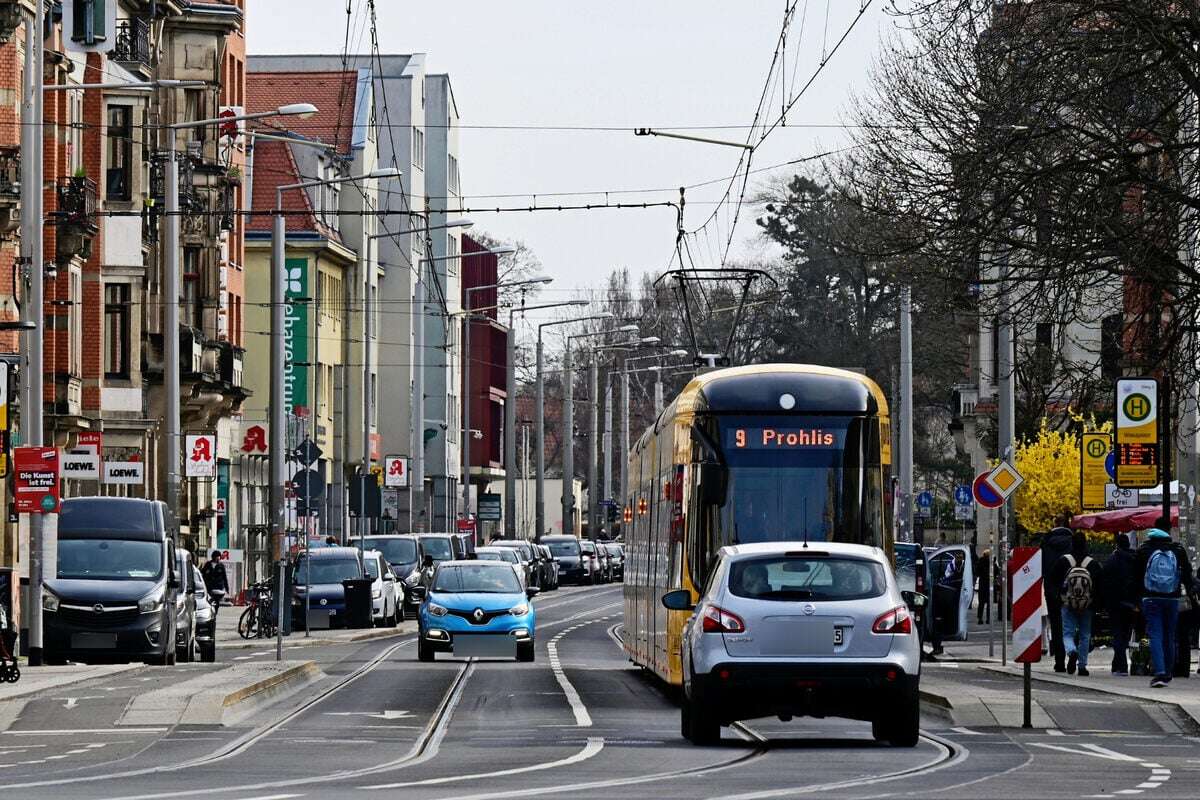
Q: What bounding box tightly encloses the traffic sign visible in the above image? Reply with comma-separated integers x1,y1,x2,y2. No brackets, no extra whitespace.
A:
972,471,1004,509
13,447,60,514
954,504,974,521
349,469,381,518
953,485,972,506
1105,484,1138,509
915,491,933,519
1080,432,1111,511
1115,378,1159,489
985,460,1024,500
291,468,324,501
384,455,408,488
294,438,322,467
185,434,217,478
1011,547,1043,663
370,464,384,487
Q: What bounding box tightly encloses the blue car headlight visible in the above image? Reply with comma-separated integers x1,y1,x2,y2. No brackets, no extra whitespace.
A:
428,602,448,617
509,603,529,617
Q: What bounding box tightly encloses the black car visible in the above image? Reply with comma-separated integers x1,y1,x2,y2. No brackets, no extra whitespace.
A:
603,543,625,581
43,497,182,665
416,534,460,565
535,544,560,590
292,547,365,630
542,536,591,584
363,534,422,615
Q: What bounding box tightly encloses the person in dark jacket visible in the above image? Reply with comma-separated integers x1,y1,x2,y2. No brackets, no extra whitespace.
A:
1049,530,1104,676
1127,522,1195,688
1041,517,1075,672
200,550,229,619
1102,533,1136,675
976,549,992,624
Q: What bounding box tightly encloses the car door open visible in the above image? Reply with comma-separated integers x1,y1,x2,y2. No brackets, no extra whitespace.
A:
926,545,974,641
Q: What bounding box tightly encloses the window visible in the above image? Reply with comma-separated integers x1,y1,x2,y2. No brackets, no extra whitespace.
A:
448,154,459,195
104,283,131,378
106,106,133,201
68,92,84,176
184,88,207,142
370,285,377,339
447,234,459,275
1101,314,1123,379
71,0,107,45
69,269,82,376
370,373,378,426
412,127,424,170
183,247,202,330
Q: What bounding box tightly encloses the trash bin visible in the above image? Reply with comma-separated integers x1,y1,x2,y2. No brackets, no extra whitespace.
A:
342,578,374,629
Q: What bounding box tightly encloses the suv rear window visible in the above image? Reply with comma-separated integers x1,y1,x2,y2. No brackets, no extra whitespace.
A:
728,556,886,601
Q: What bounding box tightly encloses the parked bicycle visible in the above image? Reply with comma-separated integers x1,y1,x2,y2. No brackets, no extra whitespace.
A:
237,581,278,640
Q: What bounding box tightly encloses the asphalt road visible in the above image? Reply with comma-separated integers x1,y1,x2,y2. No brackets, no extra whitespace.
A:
3,582,1199,800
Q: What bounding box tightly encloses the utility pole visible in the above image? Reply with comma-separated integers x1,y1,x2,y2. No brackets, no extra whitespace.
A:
620,370,630,518
588,356,598,538
165,150,181,516
561,344,574,535
412,257,427,532
898,286,914,544
534,337,545,538
603,376,613,512
654,371,664,414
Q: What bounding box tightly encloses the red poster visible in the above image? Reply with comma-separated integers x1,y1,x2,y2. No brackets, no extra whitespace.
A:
13,447,61,514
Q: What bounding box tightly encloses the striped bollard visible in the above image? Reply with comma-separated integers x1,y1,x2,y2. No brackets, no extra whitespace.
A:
1011,546,1042,729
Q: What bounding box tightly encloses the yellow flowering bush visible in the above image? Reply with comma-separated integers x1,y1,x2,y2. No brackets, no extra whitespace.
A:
1012,417,1114,541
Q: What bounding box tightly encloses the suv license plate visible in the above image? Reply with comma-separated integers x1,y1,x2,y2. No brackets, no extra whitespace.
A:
833,627,844,646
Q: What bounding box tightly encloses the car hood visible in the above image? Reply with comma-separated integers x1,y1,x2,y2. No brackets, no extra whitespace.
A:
45,578,161,605
430,591,525,612
390,561,418,575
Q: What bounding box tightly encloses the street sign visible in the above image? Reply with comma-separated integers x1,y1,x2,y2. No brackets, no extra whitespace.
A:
61,449,100,480
13,447,61,514
1115,378,1159,489
103,461,144,486
457,519,476,535
348,470,381,518
1080,432,1111,511
478,493,502,522
954,504,974,521
384,455,408,488
1011,547,1043,664
370,464,385,488
1105,484,1138,509
985,460,1024,500
953,485,972,506
295,438,321,467
972,471,1004,509
185,434,217,478
291,468,324,501
915,491,933,520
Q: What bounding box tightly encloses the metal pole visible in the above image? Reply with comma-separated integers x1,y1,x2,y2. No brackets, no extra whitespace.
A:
412,260,427,531
270,209,287,661
363,238,373,532
620,371,630,523
1022,662,1032,728
165,149,180,515
562,343,574,535
654,375,664,414
899,286,914,543
603,376,612,510
588,355,599,538
522,423,530,535
504,326,517,538
25,4,47,665
535,336,545,538
1000,504,1008,666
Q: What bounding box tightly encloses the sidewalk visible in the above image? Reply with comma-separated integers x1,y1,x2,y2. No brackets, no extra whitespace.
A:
0,663,141,703
214,604,417,650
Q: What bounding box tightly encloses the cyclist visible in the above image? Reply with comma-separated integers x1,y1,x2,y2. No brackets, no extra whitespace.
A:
200,550,229,619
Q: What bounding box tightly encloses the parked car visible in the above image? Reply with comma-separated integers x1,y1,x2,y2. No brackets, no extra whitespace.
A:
664,542,924,747
476,547,527,587
191,565,217,662
363,534,422,615
489,540,540,589
416,534,460,565
174,548,198,662
292,547,365,630
535,544,560,590
43,497,181,666
415,560,538,662
579,540,604,584
542,536,590,584
603,543,625,582
451,532,477,560
362,550,401,627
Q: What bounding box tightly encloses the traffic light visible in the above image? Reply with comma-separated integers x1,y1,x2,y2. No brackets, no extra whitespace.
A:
607,504,619,523
349,470,381,517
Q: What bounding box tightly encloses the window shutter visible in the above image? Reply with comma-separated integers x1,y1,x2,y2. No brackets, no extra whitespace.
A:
71,0,107,45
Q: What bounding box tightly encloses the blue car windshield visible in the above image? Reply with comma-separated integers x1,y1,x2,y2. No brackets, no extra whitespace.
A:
434,564,521,594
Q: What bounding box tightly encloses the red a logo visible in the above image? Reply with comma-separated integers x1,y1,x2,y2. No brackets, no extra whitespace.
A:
190,437,212,463
242,426,267,453
388,459,404,476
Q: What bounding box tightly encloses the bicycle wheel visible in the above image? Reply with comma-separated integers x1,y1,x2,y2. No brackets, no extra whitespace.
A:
238,605,257,639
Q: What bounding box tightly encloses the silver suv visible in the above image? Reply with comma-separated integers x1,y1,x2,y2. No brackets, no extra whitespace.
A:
663,542,922,747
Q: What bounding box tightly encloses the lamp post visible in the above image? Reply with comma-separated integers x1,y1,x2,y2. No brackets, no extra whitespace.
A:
503,300,587,539
269,163,398,660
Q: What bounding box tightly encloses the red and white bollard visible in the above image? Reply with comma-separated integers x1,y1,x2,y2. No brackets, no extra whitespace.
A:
1011,546,1043,728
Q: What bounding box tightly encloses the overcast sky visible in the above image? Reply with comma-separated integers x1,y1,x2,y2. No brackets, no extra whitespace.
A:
250,1,894,304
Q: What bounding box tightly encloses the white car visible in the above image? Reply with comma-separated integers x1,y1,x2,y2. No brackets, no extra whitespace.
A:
363,550,400,627
664,542,923,747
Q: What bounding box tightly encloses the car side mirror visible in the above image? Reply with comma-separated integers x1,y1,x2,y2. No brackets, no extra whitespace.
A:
661,589,694,611
902,590,927,609
384,574,395,582
411,585,427,599
526,587,541,599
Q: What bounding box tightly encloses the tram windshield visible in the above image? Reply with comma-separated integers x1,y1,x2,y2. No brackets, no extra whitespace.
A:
713,415,882,547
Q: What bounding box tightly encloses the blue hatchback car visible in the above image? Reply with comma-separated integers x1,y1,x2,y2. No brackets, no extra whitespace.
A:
416,560,537,662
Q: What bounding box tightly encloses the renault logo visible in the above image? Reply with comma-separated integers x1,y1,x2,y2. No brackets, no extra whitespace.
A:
93,604,105,614
319,598,328,606
473,608,485,622
802,603,816,616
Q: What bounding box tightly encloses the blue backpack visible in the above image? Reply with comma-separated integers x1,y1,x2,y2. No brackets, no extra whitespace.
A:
1144,548,1180,595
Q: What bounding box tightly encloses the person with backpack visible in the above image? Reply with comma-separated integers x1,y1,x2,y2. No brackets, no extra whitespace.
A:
1049,530,1103,676
1041,518,1076,672
1102,533,1136,675
1128,522,1194,688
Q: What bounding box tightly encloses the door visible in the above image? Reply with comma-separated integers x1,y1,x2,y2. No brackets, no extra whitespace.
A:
926,545,974,642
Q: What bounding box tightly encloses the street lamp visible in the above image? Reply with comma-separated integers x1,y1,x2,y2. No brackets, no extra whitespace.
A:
461,273,550,523
535,313,613,538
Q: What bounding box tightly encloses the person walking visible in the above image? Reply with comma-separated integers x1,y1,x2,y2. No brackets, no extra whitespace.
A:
1049,530,1102,676
200,550,229,620
1102,533,1136,675
1041,517,1075,672
976,549,992,625
1128,522,1194,688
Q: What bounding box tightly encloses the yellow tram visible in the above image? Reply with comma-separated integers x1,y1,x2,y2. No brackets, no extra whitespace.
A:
621,364,893,686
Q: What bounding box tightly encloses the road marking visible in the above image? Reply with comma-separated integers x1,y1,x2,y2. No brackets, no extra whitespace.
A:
323,710,411,720
1030,743,1141,762
226,795,304,800
949,727,985,736
360,736,604,790
547,622,595,727
1048,729,1067,736
2,728,166,735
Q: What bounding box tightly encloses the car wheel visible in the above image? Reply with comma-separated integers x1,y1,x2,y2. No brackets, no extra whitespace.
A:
681,694,720,745
517,640,535,662
417,637,435,662
397,603,406,624
886,693,921,748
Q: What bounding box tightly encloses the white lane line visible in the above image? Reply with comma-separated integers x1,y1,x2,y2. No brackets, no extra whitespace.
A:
360,737,603,790
226,795,304,800
1114,791,1143,796
1,728,166,735
546,616,609,727
1081,744,1144,762
1030,743,1141,762
1136,783,1162,789
950,727,985,736
1047,729,1067,736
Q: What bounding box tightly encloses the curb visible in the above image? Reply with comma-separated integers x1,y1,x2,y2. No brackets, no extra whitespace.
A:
216,624,417,651
0,663,142,703
221,660,320,709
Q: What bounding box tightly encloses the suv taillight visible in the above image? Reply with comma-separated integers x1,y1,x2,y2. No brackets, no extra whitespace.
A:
872,605,913,635
700,604,746,634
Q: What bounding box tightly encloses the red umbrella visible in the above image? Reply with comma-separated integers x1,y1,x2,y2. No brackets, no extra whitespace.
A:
1071,505,1178,533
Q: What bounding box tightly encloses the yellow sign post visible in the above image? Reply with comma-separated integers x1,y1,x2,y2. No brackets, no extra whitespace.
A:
1080,432,1111,510
1115,378,1159,489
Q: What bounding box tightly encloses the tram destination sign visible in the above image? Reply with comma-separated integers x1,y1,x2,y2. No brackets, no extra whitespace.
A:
727,427,843,450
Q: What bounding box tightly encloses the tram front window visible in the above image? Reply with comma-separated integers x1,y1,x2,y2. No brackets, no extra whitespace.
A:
714,416,881,547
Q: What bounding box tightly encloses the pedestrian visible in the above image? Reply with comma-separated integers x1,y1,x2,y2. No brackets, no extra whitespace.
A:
1127,520,1194,688
325,535,337,546
1041,516,1075,672
976,549,991,625
1102,533,1136,675
1050,530,1103,676
200,549,229,619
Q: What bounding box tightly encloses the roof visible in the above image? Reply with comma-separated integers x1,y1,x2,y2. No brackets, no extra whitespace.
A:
680,364,889,417
300,547,362,559
720,541,887,561
246,70,360,156
246,139,330,236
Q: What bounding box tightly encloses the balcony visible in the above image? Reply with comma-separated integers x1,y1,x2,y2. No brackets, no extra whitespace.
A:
0,146,19,234
55,176,98,262
110,17,151,71
216,340,244,388
150,152,197,211
0,1,34,44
